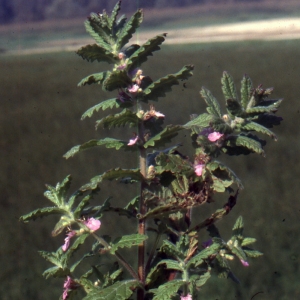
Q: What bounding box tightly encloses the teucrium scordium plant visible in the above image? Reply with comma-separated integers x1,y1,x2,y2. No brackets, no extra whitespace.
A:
20,2,284,299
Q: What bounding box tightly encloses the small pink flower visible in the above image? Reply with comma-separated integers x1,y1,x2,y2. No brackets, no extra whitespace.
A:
207,131,224,142
127,135,139,146
154,111,165,118
181,294,192,300
63,276,77,300
84,217,101,231
128,84,139,94
62,231,76,252
118,52,125,60
194,163,205,176
240,259,249,267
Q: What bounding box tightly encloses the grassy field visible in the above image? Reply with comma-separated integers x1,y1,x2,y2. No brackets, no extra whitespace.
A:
1,37,300,299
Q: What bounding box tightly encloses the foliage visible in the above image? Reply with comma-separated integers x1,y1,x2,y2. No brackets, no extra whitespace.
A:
20,2,283,300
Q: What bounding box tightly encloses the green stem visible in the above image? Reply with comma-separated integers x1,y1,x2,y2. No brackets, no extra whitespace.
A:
91,233,139,281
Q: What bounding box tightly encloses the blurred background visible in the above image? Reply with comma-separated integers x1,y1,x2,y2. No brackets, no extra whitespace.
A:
1,0,300,299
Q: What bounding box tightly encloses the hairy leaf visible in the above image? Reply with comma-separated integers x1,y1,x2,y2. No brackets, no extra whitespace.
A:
96,109,138,129
183,113,215,130
232,216,244,237
20,207,65,222
144,125,183,148
221,71,237,100
127,34,167,70
78,71,110,86
226,98,244,117
142,65,194,102
116,9,143,49
42,266,69,279
240,121,277,140
151,279,183,300
103,70,131,91
243,249,263,258
200,87,222,118
241,237,257,246
160,240,185,261
64,138,132,159
240,74,253,109
76,44,118,64
109,1,122,31
110,234,148,254
83,280,140,300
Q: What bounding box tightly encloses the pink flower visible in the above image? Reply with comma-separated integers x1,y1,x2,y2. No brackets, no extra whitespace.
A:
84,217,101,231
207,131,224,142
181,294,192,300
154,111,165,118
240,259,249,267
128,84,139,94
62,231,76,252
127,135,139,146
194,163,205,176
63,276,77,300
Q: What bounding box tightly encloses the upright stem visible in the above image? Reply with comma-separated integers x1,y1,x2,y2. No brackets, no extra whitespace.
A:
137,105,147,299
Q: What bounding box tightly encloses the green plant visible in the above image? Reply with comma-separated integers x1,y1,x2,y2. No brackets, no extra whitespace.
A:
20,2,283,299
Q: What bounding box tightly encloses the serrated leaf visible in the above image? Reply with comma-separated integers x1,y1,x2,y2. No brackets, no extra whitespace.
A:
144,125,183,148
243,249,263,258
78,71,110,87
110,234,148,254
246,99,283,115
194,271,211,288
39,250,64,268
151,279,183,300
96,109,138,129
240,121,277,140
52,217,72,236
232,216,244,237
66,233,90,260
183,113,215,130
84,16,113,52
42,266,69,279
224,134,265,156
76,44,118,64
70,251,95,273
186,241,222,268
80,168,142,191
150,259,184,275
221,71,238,100
81,98,133,120
200,87,222,118
240,74,253,109
73,194,94,218
160,240,185,261
19,207,65,222
116,9,143,49
142,65,194,102
103,70,131,91
241,237,257,246
64,138,132,159
127,34,167,70
83,280,140,300
109,1,122,31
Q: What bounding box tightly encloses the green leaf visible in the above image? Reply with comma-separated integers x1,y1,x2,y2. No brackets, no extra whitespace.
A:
243,249,263,258
116,9,143,50
110,234,148,254
52,216,72,236
232,216,244,237
109,1,122,31
20,207,65,222
84,15,113,52
183,113,215,130
240,74,253,109
246,99,283,114
103,70,131,91
76,44,118,64
240,121,277,140
42,266,69,279
142,65,194,102
221,71,237,100
80,168,142,191
224,134,265,156
127,34,167,70
200,87,222,118
144,125,183,148
96,109,138,129
43,175,72,206
81,98,133,120
83,280,140,300
160,240,185,261
78,71,110,87
241,237,257,246
73,194,94,219
193,271,211,288
39,250,63,267
151,279,183,300
64,138,132,159
186,240,222,269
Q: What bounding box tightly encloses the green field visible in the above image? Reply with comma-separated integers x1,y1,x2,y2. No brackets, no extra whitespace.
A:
1,38,300,299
